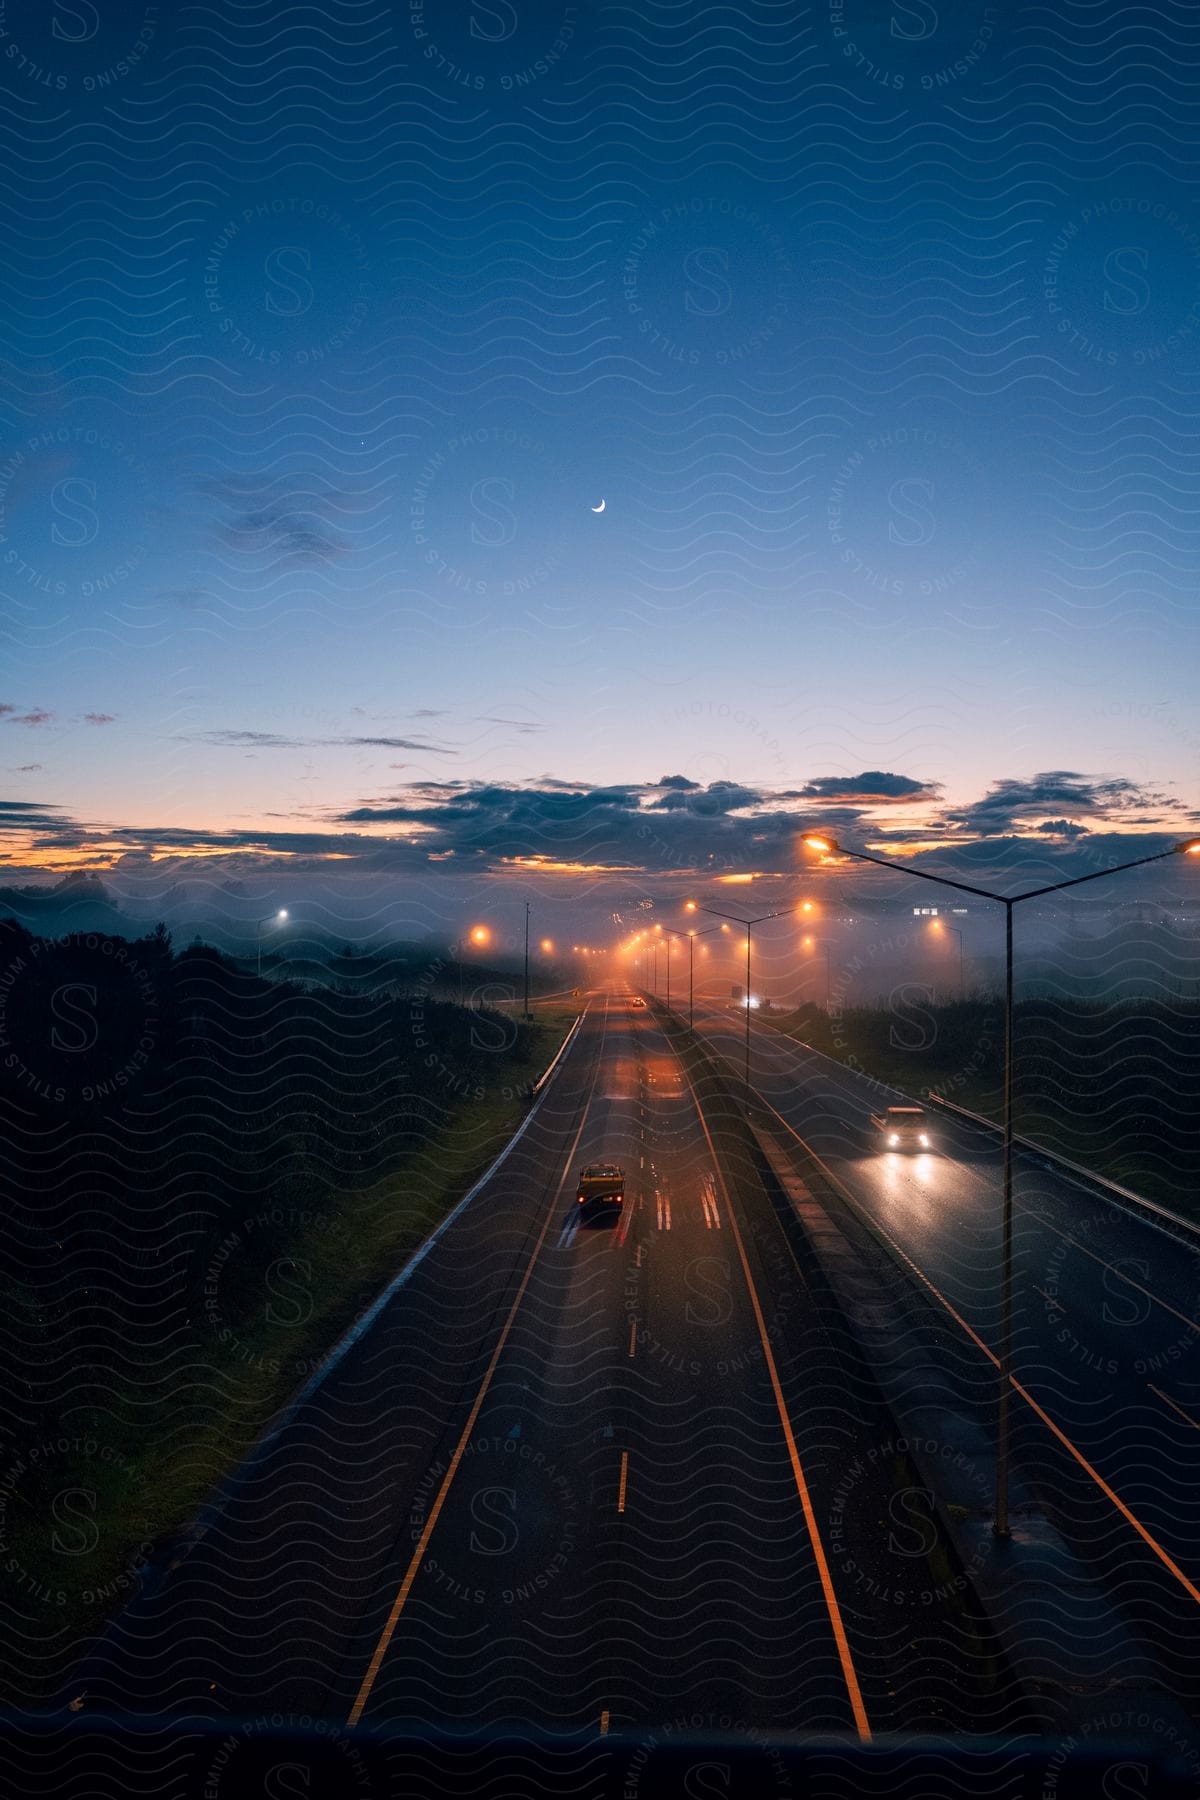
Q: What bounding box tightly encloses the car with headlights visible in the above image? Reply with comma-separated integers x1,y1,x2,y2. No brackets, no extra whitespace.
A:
870,1106,933,1151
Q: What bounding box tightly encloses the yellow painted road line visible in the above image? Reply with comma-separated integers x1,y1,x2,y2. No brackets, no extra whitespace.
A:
628,1318,637,1358
678,1062,871,1742
599,1709,610,1736
1014,1374,1200,1604
617,1450,629,1514
1148,1382,1200,1431
754,1086,1200,1615
346,1005,607,1727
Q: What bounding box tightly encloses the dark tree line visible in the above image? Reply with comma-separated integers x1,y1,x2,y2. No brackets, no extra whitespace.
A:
0,919,539,1446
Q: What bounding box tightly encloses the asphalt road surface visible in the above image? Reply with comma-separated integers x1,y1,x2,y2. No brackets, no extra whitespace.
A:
70,993,1024,1739
689,998,1200,1694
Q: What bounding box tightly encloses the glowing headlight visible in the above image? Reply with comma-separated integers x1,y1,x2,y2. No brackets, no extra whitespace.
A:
919,1134,929,1146
888,1134,899,1145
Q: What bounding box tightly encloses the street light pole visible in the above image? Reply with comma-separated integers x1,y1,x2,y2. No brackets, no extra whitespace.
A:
999,899,1013,1529
257,908,288,979
804,831,1199,1539
930,920,965,998
745,926,751,1093
695,902,797,1109
659,920,721,1029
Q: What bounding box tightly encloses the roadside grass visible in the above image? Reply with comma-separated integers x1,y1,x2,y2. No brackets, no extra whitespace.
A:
3,1014,575,1698
492,996,583,1027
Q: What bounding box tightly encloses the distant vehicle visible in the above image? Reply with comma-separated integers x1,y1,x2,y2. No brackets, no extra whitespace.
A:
576,1162,625,1209
870,1105,933,1151
631,996,646,1008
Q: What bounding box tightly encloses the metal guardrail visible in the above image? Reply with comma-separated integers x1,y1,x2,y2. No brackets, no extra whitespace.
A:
926,1091,1200,1247
531,1010,583,1095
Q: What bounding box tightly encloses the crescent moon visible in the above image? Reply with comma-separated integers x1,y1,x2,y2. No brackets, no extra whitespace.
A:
591,499,606,513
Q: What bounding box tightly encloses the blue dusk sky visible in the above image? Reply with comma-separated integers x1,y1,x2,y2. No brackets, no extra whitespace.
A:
1,0,1199,938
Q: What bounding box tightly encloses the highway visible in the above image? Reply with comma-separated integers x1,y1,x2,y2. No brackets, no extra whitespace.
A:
688,998,1200,1694
70,994,1024,1739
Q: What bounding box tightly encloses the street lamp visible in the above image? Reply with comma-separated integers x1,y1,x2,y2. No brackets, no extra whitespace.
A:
658,919,723,1029
458,924,491,1008
804,831,1200,1537
693,901,798,1103
930,918,965,999
257,908,288,978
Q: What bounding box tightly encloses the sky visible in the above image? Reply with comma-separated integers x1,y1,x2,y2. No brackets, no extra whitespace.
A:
2,0,1199,943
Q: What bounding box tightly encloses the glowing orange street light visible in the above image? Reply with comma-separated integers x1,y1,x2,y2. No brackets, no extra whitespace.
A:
804,836,833,853
540,938,554,953
469,925,490,946
684,900,698,912
928,917,964,997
